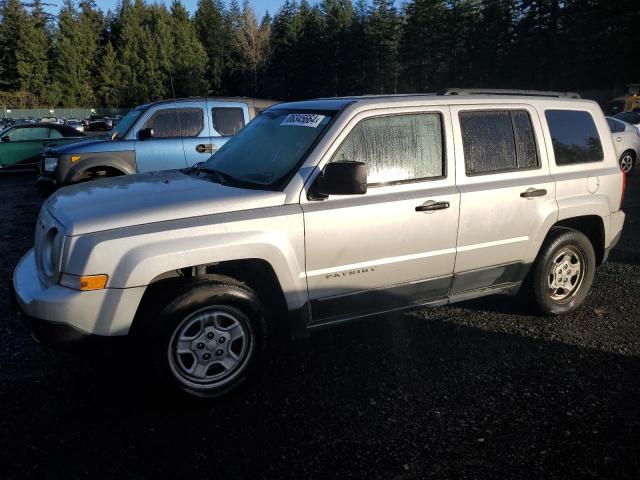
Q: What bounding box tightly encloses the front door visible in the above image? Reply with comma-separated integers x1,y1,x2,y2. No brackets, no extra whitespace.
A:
302,108,460,324
133,102,209,172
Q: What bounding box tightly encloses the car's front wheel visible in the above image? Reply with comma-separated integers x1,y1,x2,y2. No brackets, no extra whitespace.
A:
529,228,596,315
148,277,269,399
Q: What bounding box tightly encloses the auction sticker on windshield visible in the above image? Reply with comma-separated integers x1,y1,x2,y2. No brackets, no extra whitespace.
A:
281,114,326,128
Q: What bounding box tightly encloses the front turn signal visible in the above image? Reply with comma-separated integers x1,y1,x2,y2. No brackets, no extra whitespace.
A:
60,273,108,291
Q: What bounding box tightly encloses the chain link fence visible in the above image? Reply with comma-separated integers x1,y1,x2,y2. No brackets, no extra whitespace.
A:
0,107,131,120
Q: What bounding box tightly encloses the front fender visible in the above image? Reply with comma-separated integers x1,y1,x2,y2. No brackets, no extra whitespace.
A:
60,151,136,183
63,206,308,312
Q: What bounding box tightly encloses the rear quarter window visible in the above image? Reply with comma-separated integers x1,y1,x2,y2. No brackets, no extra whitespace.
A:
545,110,604,165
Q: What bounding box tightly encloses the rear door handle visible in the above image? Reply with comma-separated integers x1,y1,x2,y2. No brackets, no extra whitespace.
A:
415,200,450,212
196,144,217,154
520,188,547,198
615,137,622,142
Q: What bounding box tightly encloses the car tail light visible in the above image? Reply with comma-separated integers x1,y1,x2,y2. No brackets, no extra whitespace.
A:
620,168,626,210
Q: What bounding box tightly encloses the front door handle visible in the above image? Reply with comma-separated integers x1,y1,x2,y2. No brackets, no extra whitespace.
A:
520,188,547,198
415,200,450,212
196,143,217,154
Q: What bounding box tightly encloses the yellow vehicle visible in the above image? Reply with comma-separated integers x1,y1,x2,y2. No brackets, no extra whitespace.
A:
607,84,640,115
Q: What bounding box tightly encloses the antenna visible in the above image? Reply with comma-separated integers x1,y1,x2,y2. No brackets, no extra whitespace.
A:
167,69,188,165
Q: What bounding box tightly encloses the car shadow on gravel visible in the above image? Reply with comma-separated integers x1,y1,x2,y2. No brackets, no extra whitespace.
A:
2,310,639,479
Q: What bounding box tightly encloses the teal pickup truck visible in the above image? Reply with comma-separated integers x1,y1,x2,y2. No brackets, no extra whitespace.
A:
0,123,86,169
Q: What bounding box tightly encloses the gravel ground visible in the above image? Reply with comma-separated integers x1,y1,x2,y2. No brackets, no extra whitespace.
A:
0,171,639,480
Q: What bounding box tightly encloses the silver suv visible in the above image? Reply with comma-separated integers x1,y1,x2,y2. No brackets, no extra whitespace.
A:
13,94,626,399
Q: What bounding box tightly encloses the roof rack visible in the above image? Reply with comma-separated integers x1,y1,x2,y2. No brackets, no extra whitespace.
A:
442,88,581,99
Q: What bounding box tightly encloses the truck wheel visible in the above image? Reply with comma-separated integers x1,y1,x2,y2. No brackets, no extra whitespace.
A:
149,277,269,399
530,228,596,315
619,150,635,174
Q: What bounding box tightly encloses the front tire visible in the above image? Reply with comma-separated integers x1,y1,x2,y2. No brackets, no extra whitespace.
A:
148,277,269,399
529,229,596,315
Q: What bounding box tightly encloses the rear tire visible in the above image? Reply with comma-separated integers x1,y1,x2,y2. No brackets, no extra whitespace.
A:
529,228,596,315
619,150,635,174
146,276,270,400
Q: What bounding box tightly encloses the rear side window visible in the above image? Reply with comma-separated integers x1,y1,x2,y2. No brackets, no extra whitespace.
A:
212,108,245,136
332,113,444,184
545,110,603,165
142,108,204,138
48,129,63,139
459,110,539,175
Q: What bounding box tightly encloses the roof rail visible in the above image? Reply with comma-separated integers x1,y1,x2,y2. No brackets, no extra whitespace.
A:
442,88,581,99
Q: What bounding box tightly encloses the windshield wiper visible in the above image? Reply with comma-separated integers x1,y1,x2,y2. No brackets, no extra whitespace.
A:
192,164,227,185
191,164,265,190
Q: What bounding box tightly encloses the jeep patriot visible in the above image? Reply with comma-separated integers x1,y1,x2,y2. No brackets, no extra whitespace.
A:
14,94,626,398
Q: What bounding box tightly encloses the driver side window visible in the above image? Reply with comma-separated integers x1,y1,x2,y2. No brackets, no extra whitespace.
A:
9,127,49,141
332,113,445,185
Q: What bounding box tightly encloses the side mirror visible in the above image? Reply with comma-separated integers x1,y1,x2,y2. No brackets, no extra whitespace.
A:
1,135,10,143
312,161,367,197
137,127,154,141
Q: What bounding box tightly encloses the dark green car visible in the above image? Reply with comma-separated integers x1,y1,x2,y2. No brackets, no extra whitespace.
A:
0,123,86,169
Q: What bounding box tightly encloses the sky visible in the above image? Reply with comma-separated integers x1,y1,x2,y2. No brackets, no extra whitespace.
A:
51,0,286,19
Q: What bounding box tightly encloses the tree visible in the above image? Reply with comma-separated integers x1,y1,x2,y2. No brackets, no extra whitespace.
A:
170,0,209,97
194,0,229,94
16,0,50,97
231,1,269,94
265,0,301,99
289,1,325,98
366,0,400,94
0,0,26,91
400,0,450,92
320,0,354,96
96,41,120,106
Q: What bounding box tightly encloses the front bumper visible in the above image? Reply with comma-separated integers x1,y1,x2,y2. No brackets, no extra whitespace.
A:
13,249,146,347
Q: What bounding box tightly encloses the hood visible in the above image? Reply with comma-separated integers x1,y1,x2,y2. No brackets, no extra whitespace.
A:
51,137,132,155
46,170,286,236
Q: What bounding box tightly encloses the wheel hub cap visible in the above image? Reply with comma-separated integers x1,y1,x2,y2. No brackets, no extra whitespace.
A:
547,246,586,303
168,306,253,389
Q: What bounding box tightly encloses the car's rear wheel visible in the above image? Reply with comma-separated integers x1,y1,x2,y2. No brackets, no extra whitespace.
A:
147,277,269,399
619,150,635,174
529,228,596,315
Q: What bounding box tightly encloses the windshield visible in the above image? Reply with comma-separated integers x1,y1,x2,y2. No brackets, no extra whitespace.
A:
110,107,143,140
615,111,640,124
203,109,334,190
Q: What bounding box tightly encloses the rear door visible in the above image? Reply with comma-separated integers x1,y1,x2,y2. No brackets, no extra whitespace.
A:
450,104,557,293
208,101,248,155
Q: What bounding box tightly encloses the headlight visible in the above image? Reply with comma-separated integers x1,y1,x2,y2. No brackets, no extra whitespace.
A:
41,227,63,277
43,156,58,172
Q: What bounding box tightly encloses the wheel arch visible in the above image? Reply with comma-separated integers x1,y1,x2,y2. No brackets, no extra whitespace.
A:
65,154,136,183
130,258,291,339
550,215,606,265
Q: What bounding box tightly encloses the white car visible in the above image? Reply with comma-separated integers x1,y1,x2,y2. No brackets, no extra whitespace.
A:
613,111,640,129
607,116,640,173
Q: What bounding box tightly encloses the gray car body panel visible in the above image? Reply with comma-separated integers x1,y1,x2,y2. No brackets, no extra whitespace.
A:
15,94,626,339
